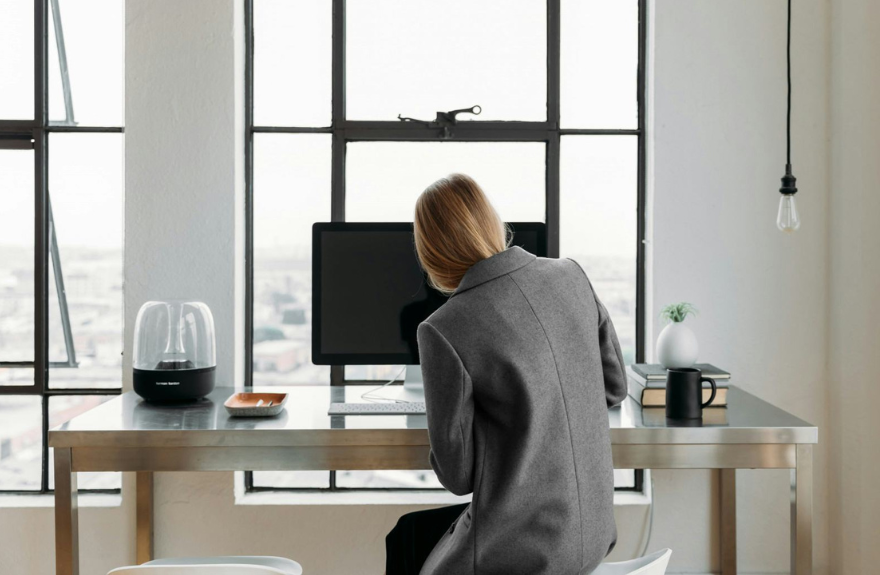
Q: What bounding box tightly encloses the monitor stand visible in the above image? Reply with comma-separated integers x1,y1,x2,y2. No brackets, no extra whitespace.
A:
383,365,424,402
403,365,427,427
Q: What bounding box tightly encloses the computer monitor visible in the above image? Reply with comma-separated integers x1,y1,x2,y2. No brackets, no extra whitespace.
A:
311,222,547,368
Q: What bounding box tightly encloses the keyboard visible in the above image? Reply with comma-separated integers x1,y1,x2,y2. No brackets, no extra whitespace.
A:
328,402,426,416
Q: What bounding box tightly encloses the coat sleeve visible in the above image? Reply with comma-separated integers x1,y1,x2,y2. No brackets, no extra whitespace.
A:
566,258,629,408
596,297,628,408
417,321,475,496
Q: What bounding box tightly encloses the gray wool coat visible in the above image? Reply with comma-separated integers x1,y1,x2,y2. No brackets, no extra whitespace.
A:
416,246,628,575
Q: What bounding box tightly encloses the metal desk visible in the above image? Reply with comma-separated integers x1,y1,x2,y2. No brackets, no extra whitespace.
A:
50,384,817,575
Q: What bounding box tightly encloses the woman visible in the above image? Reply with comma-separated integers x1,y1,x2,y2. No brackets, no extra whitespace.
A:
386,174,628,575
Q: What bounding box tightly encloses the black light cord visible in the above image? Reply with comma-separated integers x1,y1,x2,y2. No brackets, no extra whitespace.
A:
786,0,792,166
779,0,797,195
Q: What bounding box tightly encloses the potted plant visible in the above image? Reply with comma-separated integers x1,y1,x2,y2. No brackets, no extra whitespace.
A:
656,302,699,369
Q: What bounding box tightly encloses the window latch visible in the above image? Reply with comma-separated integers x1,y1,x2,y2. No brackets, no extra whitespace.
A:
397,105,482,139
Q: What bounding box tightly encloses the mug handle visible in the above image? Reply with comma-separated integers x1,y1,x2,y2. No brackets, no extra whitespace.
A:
701,377,717,408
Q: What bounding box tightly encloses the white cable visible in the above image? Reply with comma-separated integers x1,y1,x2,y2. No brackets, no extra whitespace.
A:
360,366,408,403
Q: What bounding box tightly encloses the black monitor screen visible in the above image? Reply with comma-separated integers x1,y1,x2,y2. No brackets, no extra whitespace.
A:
312,222,546,365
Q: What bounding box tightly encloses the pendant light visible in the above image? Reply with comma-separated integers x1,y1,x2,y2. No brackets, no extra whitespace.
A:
777,0,800,232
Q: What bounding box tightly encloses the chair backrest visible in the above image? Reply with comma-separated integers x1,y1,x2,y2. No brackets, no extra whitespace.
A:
591,548,672,575
108,565,288,575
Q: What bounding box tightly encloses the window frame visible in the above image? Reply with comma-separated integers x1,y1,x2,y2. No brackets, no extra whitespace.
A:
0,0,123,494
244,0,647,493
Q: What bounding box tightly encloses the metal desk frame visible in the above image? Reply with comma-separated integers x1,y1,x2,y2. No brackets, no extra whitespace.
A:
51,386,816,575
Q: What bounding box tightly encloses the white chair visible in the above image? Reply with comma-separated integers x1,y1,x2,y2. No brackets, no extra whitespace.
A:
108,556,302,575
591,548,672,575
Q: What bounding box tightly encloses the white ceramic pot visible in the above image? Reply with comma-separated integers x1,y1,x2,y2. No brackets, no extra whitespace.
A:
656,322,699,368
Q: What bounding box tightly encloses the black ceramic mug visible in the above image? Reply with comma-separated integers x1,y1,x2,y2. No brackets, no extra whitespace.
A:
665,367,717,419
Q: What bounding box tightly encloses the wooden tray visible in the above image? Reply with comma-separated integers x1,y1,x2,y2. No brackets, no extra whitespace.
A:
224,392,288,417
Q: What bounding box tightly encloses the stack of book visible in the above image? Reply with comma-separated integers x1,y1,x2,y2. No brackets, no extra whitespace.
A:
628,363,731,407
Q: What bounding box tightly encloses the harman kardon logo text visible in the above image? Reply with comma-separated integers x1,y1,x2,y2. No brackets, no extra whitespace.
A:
156,381,180,386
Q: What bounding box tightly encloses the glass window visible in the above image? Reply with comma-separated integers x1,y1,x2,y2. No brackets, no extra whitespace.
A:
338,469,443,490
346,142,545,222
0,0,34,120
48,133,124,388
0,150,35,363
0,396,42,491
253,0,332,127
0,0,124,493
614,469,636,489
344,365,405,382
49,0,124,126
247,0,644,494
0,368,34,388
347,0,546,121
252,471,330,490
560,136,637,364
48,395,120,490
253,134,332,386
561,0,639,128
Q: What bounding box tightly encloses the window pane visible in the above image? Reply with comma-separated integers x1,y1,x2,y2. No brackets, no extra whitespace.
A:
0,396,41,491
252,471,330,489
346,142,545,222
338,469,442,490
614,469,636,489
48,395,120,490
48,133,123,389
0,0,34,120
561,0,638,128
0,368,33,387
49,0,124,126
253,134,331,385
0,150,35,363
344,365,405,382
560,136,637,364
347,0,546,121
254,0,331,127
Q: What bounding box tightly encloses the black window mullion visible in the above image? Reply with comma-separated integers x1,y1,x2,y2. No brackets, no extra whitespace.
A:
635,0,648,366
244,0,255,388
36,0,51,492
546,136,560,258
0,384,41,396
35,0,49,400
547,0,561,128
243,0,256,491
545,0,561,258
330,0,346,389
41,395,49,491
341,121,553,142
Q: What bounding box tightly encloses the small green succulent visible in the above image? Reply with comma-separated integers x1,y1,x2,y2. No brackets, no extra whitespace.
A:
660,302,698,323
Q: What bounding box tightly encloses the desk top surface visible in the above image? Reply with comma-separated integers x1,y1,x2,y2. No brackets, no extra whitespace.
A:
49,383,817,448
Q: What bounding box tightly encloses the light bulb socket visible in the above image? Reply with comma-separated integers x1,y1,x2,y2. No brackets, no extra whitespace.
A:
780,164,798,195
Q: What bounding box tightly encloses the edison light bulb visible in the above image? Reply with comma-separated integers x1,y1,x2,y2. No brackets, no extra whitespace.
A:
777,194,800,232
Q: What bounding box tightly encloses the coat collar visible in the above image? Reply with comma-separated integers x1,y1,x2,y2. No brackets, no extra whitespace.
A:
452,246,536,297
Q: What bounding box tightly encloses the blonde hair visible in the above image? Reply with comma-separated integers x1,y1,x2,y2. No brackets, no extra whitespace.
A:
414,173,509,294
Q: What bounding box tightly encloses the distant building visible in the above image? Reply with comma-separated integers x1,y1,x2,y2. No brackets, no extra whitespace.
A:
253,339,309,372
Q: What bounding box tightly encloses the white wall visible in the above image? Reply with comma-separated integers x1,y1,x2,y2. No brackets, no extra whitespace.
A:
827,0,880,572
3,0,873,573
647,1,831,573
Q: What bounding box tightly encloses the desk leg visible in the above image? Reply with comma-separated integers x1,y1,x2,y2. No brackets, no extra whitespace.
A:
136,472,154,564
54,448,79,575
791,445,813,575
720,469,737,575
